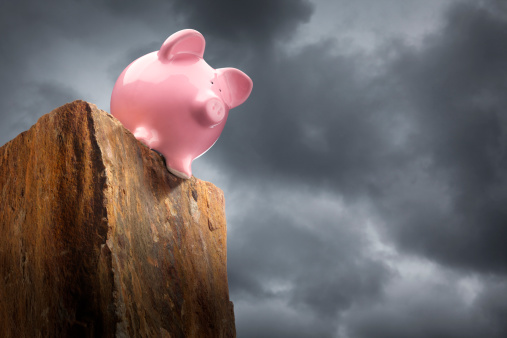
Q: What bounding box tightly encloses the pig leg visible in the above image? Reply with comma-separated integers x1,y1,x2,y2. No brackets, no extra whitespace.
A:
133,126,192,179
133,126,160,149
166,157,192,180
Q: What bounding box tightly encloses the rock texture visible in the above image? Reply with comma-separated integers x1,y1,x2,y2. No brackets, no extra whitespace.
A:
0,100,235,337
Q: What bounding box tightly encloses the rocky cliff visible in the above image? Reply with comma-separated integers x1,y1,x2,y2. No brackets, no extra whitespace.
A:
0,100,235,337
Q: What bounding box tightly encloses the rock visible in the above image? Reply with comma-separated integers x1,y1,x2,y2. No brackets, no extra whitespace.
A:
0,100,235,337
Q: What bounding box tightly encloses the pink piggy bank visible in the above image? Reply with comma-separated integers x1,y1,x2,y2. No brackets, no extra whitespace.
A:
110,29,253,179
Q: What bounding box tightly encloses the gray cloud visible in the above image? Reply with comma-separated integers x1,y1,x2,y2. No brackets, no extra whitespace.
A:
377,2,507,273
200,1,507,334
345,273,507,338
225,186,390,337
206,0,507,274
170,0,314,46
0,80,79,145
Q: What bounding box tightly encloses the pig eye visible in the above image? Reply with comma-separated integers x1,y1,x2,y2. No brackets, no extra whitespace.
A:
210,81,214,84
219,89,222,92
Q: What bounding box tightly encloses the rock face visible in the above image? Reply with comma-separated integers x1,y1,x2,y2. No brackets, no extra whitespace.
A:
0,101,235,337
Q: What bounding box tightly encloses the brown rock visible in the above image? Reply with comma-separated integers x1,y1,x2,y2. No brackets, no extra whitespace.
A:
0,100,235,337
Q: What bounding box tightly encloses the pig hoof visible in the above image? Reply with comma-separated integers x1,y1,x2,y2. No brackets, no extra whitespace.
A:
167,166,191,179
133,126,160,148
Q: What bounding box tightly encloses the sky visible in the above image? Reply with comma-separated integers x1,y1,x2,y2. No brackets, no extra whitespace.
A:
1,0,507,337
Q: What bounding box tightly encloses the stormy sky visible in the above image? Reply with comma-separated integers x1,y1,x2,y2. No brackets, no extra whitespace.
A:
2,0,507,337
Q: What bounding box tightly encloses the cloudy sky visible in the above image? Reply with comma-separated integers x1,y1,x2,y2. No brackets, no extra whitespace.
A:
2,0,507,337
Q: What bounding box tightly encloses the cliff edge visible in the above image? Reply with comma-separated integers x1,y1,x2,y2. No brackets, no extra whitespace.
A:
0,100,235,337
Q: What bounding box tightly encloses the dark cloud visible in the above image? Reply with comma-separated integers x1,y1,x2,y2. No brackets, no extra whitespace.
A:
346,282,492,338
235,298,335,338
476,277,507,336
204,2,507,334
207,0,507,275
226,187,390,337
377,2,507,273
170,0,314,46
209,38,393,195
345,273,507,338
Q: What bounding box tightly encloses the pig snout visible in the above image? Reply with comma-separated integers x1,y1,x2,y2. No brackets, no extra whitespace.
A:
195,97,226,127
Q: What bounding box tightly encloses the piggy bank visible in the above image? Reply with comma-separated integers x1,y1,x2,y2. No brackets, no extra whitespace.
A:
110,29,253,179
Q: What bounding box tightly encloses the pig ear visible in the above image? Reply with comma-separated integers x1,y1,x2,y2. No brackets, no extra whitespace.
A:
216,68,253,109
158,29,205,61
